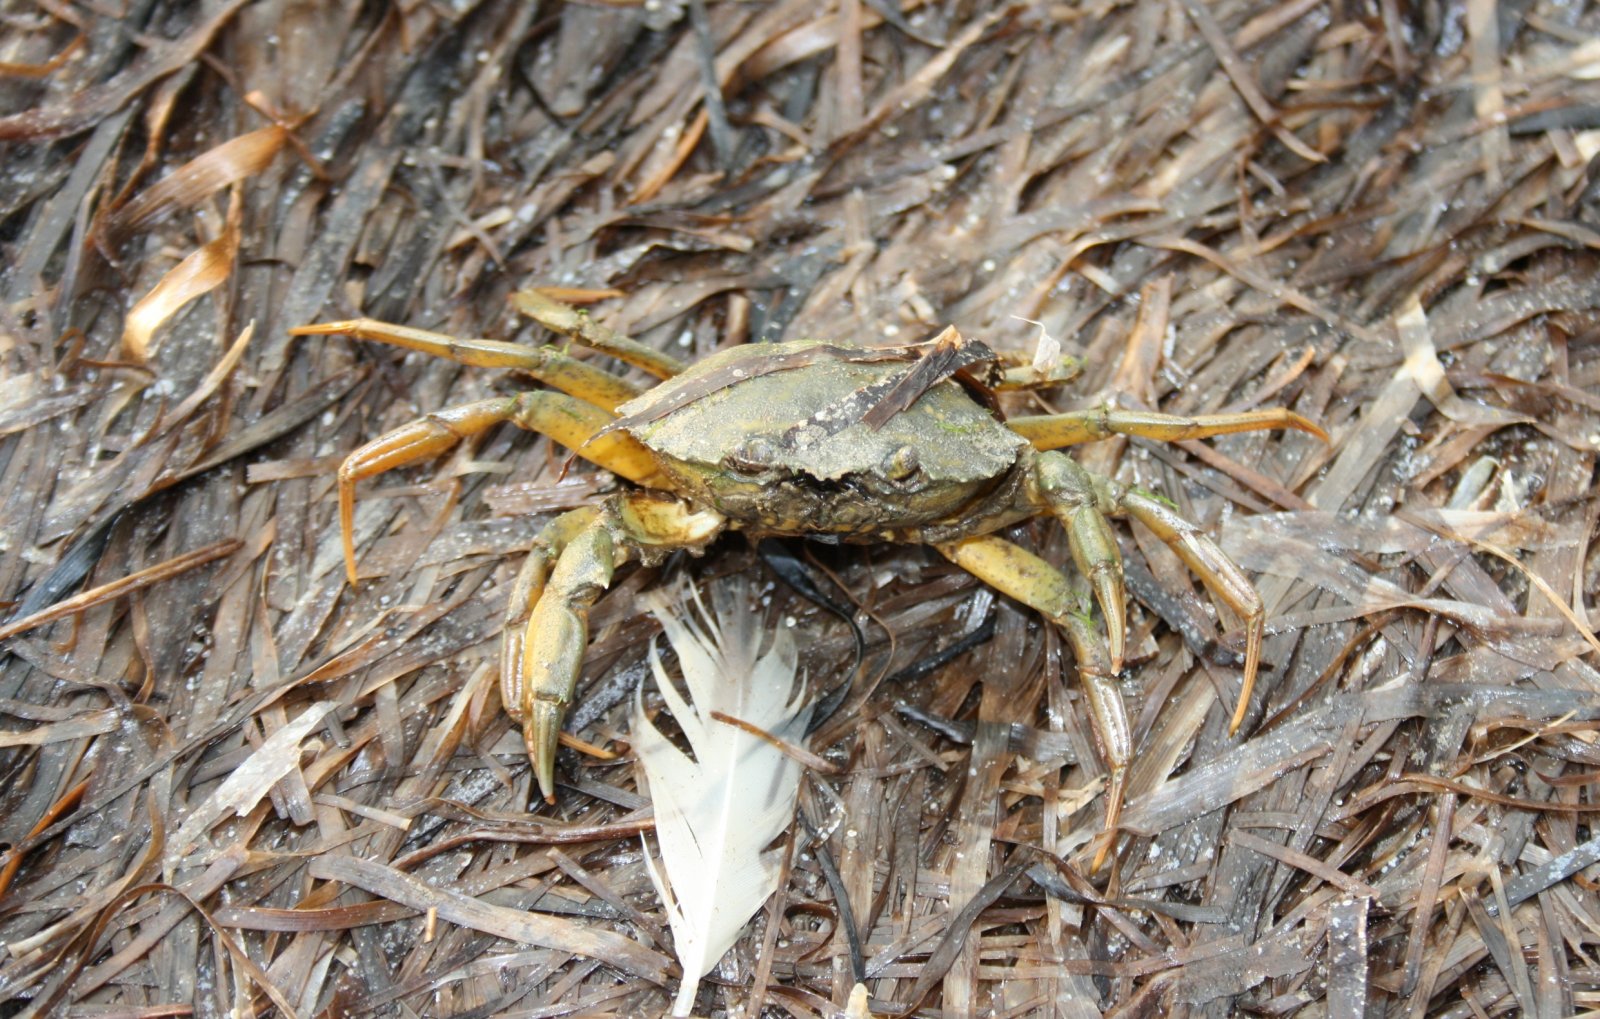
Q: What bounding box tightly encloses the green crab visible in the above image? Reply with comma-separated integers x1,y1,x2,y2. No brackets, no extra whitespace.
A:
294,292,1325,851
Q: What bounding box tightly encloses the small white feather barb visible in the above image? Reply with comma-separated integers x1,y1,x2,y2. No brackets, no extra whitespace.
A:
633,583,813,1017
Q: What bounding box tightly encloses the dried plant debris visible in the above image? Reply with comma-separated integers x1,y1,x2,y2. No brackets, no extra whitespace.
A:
1,0,1599,1016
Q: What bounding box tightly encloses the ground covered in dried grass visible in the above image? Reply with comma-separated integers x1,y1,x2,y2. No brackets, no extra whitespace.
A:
3,0,1600,1016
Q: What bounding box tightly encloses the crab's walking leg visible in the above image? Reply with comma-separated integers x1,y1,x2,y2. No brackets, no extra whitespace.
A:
334,392,663,585
993,353,1082,391
290,320,643,412
1100,482,1265,736
936,534,1127,870
511,290,688,379
517,493,723,801
1032,452,1128,672
1011,406,1328,450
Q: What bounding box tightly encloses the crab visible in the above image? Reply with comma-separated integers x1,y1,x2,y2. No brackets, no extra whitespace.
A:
293,292,1326,853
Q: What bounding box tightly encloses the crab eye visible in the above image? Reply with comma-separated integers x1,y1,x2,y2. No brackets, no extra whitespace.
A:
885,445,920,481
727,437,776,474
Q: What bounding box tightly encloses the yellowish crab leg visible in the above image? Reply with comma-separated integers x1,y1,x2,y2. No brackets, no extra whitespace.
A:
1104,484,1265,736
1033,452,1127,672
993,353,1082,391
333,391,664,585
1008,406,1318,734
519,492,724,801
936,534,1127,871
511,289,688,380
290,319,643,413
1011,406,1328,450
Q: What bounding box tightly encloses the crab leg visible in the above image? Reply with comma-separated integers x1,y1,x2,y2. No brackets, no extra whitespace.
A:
936,534,1127,870
518,492,723,801
992,353,1082,391
334,391,664,585
290,319,643,413
1032,452,1128,673
1100,482,1265,736
1010,406,1327,450
511,289,688,379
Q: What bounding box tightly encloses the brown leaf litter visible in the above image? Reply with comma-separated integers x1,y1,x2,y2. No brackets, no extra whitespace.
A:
3,0,1600,1015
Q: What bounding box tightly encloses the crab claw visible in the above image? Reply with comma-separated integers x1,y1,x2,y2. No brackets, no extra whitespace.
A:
520,597,598,804
516,522,616,804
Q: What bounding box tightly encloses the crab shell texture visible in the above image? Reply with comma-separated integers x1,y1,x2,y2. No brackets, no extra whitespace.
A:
617,340,1034,543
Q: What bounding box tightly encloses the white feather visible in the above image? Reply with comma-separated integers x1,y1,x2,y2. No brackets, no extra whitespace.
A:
633,583,812,1017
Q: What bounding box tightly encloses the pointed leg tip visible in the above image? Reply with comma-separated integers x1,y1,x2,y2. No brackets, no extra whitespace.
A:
527,701,564,804
1107,626,1125,671
1293,413,1331,444
534,764,558,803
534,769,558,803
1091,572,1126,670
1232,627,1262,736
1105,626,1125,674
1227,688,1250,736
1091,772,1125,873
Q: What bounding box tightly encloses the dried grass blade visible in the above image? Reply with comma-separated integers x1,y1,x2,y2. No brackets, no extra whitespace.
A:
1399,510,1600,662
0,1,249,140
121,194,244,361
1226,829,1378,899
1325,895,1370,1019
308,854,673,983
149,321,254,433
0,777,88,899
105,125,285,241
838,3,1010,148
0,35,83,78
0,538,242,643
73,848,244,998
1177,0,1324,163
896,856,1032,1017
167,701,336,868
1396,299,1530,427
0,708,118,748
20,863,296,1019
